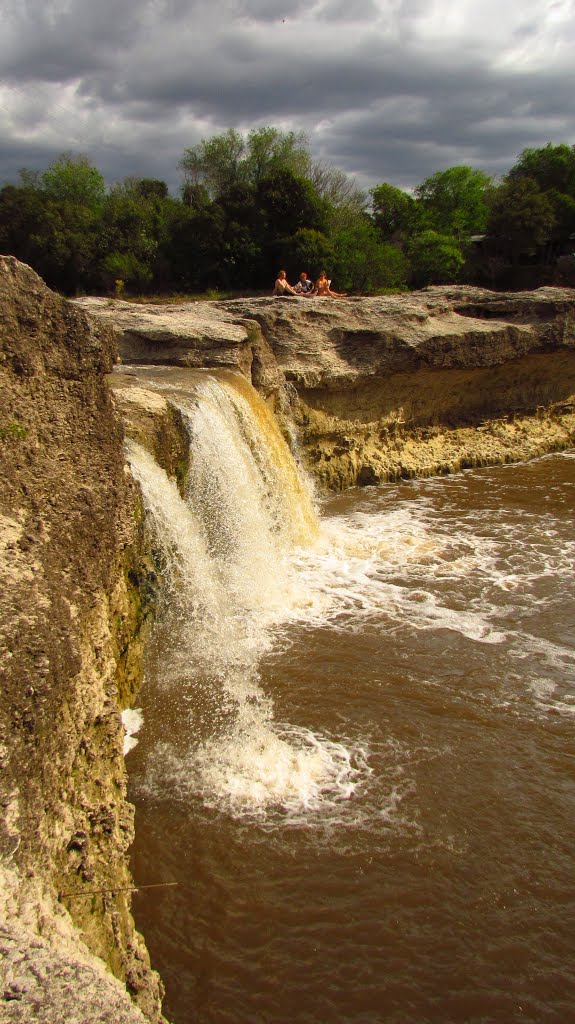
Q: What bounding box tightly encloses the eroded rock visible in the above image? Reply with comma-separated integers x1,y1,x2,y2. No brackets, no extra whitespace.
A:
0,257,165,1022
78,285,575,489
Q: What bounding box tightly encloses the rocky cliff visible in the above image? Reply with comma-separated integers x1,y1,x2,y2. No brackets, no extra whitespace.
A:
77,286,575,489
0,257,164,1023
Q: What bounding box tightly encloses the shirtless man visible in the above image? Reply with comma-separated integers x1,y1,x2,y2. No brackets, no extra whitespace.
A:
273,270,298,295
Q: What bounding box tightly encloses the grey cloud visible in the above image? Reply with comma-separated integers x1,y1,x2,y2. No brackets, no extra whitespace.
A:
316,66,575,189
1,0,147,82
235,0,317,21
1,0,575,195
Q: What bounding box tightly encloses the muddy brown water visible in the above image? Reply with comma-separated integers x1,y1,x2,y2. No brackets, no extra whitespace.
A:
127,443,575,1024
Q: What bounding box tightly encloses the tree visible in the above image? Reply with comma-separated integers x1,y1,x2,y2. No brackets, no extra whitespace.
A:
487,177,556,262
9,153,107,292
408,230,465,287
277,228,335,282
39,152,106,208
414,166,492,239
0,185,49,267
179,128,245,197
97,186,167,291
167,204,226,291
309,161,367,232
136,178,169,200
257,169,328,239
508,144,575,197
243,127,309,185
216,182,265,288
179,127,311,199
370,182,415,241
332,219,409,292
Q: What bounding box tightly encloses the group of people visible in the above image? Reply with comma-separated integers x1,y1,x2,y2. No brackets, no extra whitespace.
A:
273,270,346,298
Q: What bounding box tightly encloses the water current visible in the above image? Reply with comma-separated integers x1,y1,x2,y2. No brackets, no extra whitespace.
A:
122,367,575,1024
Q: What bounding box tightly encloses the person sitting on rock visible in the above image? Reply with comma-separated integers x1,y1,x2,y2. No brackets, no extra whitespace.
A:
273,270,298,296
315,271,346,297
294,271,317,296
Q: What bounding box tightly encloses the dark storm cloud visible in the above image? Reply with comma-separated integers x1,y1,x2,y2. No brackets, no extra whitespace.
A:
320,64,575,189
1,0,142,82
1,0,575,193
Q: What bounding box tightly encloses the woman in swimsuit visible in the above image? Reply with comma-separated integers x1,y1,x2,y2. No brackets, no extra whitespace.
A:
315,271,346,297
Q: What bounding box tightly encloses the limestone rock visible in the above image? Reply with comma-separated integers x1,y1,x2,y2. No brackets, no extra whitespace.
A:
0,257,166,1022
78,285,575,488
74,296,284,399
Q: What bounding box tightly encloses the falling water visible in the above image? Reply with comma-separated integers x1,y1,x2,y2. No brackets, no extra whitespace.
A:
125,372,364,817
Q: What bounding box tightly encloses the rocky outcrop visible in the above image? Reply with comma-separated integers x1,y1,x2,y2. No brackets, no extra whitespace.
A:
73,296,284,400
77,286,575,489
0,257,164,1022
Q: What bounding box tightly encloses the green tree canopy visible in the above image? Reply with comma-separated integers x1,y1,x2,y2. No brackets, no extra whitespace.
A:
308,161,367,233
333,219,409,293
487,177,556,254
38,152,106,208
407,230,465,287
257,168,328,239
179,127,310,199
277,228,335,282
508,144,575,197
414,166,492,239
244,126,309,184
370,182,415,240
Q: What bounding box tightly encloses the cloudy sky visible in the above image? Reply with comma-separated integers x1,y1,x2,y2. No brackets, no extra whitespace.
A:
1,0,575,196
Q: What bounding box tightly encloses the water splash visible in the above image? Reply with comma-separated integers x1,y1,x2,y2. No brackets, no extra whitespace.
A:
126,374,365,818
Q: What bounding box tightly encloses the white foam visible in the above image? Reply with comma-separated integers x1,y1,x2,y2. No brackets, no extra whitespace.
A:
283,508,509,644
143,724,370,823
122,707,144,755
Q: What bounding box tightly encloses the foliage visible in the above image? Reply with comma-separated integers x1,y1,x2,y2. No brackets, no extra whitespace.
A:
407,230,465,287
486,177,555,253
179,127,309,199
257,169,328,239
508,144,575,197
3,137,575,296
414,166,493,239
332,220,410,293
370,182,415,241
279,228,335,281
39,152,106,208
309,161,368,233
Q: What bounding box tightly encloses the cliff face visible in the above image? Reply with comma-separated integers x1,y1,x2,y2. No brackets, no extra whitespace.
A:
77,286,575,489
0,257,164,1022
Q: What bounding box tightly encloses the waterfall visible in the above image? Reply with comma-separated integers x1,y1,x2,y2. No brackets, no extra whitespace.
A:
126,373,359,819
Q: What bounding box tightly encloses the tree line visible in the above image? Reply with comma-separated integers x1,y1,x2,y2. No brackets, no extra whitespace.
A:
1,127,574,296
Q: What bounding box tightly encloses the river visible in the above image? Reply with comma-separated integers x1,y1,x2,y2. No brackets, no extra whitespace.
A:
123,368,575,1024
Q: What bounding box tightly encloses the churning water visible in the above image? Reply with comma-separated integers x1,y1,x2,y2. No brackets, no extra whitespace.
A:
123,368,575,1024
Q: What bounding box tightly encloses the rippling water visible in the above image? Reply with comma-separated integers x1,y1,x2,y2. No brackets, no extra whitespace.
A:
128,450,575,1024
